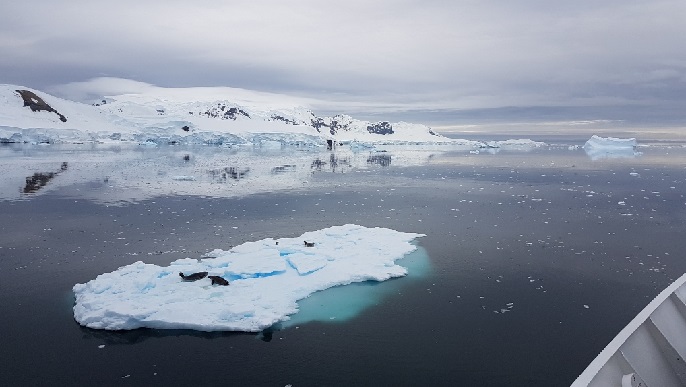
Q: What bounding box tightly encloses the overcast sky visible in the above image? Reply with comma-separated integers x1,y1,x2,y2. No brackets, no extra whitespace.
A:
2,1,685,123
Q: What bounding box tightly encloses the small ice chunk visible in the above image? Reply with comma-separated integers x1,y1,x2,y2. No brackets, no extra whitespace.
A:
172,176,196,181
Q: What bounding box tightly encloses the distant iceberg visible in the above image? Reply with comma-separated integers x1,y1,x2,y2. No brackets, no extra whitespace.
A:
484,139,546,149
73,224,424,332
584,135,637,149
479,139,547,154
583,135,640,160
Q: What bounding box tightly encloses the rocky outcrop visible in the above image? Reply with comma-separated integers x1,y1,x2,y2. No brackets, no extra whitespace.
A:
366,121,393,135
15,90,67,122
199,103,250,120
270,115,299,125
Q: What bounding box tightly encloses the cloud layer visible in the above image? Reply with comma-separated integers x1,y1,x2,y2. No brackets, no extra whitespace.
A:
2,1,685,121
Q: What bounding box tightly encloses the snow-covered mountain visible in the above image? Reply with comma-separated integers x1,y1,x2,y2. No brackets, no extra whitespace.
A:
0,84,449,146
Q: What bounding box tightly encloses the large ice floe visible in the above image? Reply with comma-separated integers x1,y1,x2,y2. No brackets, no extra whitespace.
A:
583,135,640,160
73,224,424,332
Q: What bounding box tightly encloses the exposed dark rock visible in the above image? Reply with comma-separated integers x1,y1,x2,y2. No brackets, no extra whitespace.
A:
181,125,190,132
329,120,340,135
229,107,250,119
15,90,67,122
201,104,250,120
311,117,329,132
271,115,298,125
367,121,394,135
328,119,344,135
323,115,354,135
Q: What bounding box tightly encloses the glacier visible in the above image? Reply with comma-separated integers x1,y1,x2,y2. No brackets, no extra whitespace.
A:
0,84,552,151
72,224,425,332
1,84,453,146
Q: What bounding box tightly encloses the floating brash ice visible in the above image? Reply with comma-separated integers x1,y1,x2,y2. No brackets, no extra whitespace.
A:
73,224,424,332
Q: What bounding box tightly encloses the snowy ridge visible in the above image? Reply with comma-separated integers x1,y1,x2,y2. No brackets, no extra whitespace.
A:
72,224,424,332
1,84,453,146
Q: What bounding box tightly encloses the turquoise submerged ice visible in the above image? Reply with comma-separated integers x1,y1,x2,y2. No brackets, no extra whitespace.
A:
73,224,425,332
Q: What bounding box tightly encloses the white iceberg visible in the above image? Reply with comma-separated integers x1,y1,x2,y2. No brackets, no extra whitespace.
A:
583,135,637,149
467,139,547,154
72,224,424,332
583,135,640,160
483,139,547,149
171,175,195,181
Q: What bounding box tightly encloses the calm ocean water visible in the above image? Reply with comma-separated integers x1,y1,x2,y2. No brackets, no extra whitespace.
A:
1,140,685,386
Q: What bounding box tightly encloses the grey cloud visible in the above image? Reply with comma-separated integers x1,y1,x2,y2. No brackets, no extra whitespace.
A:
2,0,685,123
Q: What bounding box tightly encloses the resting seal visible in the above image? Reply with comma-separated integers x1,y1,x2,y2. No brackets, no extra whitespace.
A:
209,275,229,286
179,271,208,281
304,241,315,247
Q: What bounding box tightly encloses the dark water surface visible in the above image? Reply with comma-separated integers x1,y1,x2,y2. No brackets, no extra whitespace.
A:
1,142,685,386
